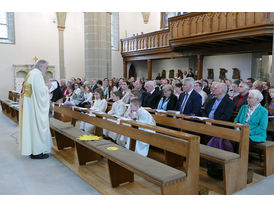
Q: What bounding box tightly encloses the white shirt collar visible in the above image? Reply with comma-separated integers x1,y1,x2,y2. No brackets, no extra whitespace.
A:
186,89,193,96
150,89,155,95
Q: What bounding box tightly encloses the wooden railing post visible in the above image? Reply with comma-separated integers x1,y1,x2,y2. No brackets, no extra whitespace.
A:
197,55,204,80
147,59,152,80
123,60,127,78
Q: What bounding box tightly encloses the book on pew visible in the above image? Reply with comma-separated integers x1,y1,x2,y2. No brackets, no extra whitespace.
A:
167,110,180,114
187,116,209,120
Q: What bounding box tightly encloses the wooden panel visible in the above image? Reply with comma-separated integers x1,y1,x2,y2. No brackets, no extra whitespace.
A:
197,16,203,34
177,20,183,38
75,142,102,165
212,13,220,32
55,131,75,150
190,17,197,35
255,12,267,24
107,159,134,187
227,12,236,30
203,15,211,33
182,19,190,37
246,12,255,25
237,12,246,27
219,12,227,30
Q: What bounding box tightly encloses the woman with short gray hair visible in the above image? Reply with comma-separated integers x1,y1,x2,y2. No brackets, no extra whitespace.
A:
234,89,268,149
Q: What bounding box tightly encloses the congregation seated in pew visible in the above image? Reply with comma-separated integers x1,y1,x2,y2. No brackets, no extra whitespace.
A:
175,77,202,116
156,84,177,111
103,90,127,142
234,89,268,149
121,99,156,157
80,88,107,133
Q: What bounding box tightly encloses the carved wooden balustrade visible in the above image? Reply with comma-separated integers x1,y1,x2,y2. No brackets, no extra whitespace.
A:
169,12,273,46
121,12,274,57
121,29,170,54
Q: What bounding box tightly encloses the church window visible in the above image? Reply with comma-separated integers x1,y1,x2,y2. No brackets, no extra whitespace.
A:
111,12,119,51
0,12,15,44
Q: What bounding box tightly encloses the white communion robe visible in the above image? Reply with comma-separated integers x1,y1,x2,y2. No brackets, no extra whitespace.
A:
103,100,127,140
81,99,108,133
19,68,52,156
120,107,156,157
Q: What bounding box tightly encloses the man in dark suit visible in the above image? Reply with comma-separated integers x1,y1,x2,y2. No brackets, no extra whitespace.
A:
134,79,146,102
175,77,202,115
233,81,249,112
91,80,98,92
142,81,161,109
117,78,124,91
203,82,233,121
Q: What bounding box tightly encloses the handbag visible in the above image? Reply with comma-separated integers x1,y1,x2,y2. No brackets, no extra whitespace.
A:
206,137,234,180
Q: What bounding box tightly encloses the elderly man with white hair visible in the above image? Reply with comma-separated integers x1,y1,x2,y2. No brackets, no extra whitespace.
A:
175,77,202,115
142,80,161,109
234,89,268,149
202,82,233,121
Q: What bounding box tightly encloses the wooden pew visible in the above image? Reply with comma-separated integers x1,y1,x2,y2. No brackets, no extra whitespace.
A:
146,109,250,195
51,105,200,195
252,141,274,176
251,118,274,176
0,99,19,124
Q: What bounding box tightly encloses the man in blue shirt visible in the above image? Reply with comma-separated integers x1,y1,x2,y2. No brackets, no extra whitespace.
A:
203,82,233,121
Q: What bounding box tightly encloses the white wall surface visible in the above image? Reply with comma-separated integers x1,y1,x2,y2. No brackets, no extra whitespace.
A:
0,12,86,99
119,12,160,39
111,12,161,78
127,57,189,80
63,12,85,81
0,12,59,99
202,54,252,81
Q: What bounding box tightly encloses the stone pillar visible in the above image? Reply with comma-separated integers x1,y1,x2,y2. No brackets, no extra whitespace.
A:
197,55,204,80
84,12,111,81
123,60,127,78
56,12,67,79
147,59,152,80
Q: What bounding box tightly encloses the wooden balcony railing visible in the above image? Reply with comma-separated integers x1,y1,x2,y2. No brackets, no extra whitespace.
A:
121,29,170,53
121,12,274,56
169,12,271,40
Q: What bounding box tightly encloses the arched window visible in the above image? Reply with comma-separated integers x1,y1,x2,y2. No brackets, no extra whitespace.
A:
111,12,119,51
0,12,15,44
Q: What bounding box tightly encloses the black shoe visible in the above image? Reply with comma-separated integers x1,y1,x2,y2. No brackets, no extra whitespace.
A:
30,153,49,159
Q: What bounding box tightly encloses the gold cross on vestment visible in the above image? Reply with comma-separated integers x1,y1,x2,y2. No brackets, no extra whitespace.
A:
33,56,38,63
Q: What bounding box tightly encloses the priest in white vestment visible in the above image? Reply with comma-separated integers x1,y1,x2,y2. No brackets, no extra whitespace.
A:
19,60,52,159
